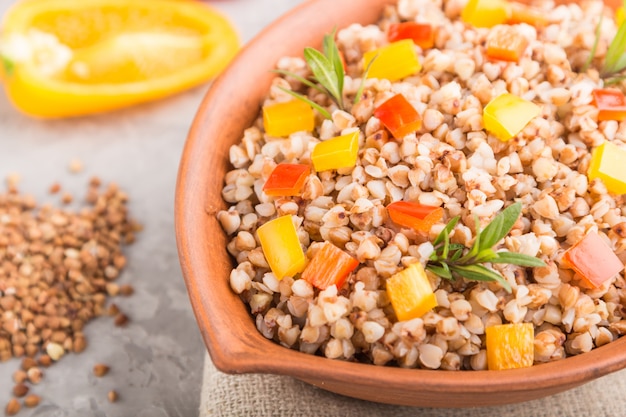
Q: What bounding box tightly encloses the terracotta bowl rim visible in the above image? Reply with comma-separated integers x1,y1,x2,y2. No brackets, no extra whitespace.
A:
175,0,626,407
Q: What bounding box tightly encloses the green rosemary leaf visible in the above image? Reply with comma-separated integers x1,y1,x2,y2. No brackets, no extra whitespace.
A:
604,18,626,75
490,252,546,267
604,73,626,86
1,54,14,77
322,31,344,109
478,202,521,251
473,248,497,263
582,13,603,73
433,216,459,247
271,69,325,93
426,263,452,280
448,244,465,262
304,47,341,104
450,264,511,292
277,86,332,119
354,53,377,105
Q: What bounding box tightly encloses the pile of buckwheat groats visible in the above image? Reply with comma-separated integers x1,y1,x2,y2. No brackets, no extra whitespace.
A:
0,174,141,415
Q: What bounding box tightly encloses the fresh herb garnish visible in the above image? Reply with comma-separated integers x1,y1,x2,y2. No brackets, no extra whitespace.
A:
1,54,15,77
585,0,626,85
426,202,546,293
273,30,374,119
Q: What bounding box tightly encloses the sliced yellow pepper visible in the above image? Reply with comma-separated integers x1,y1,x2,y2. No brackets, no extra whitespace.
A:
364,39,421,82
256,215,306,280
483,93,540,141
386,262,437,322
588,141,626,195
462,0,512,28
485,323,534,370
0,0,240,118
311,130,359,172
262,100,315,137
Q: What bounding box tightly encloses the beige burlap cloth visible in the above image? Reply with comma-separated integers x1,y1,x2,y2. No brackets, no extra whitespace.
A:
199,352,626,416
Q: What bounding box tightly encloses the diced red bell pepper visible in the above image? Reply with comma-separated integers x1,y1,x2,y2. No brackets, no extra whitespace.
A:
486,25,529,63
563,231,624,288
374,94,422,140
387,22,434,49
263,163,310,197
387,202,443,232
301,241,359,290
592,89,626,121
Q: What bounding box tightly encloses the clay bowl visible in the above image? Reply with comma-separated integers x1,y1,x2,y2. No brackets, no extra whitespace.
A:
175,0,626,407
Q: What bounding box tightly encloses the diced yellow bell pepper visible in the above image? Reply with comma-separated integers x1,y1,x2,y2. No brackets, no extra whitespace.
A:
618,7,625,27
462,0,512,28
311,130,359,172
363,39,421,82
386,262,437,322
485,323,534,370
262,100,315,137
588,141,626,195
483,93,540,141
256,215,306,280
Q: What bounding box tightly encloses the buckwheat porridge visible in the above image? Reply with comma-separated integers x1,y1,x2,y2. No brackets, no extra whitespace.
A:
218,0,626,370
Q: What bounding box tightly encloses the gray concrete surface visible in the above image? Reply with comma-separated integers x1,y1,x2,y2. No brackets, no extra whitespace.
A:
0,1,303,415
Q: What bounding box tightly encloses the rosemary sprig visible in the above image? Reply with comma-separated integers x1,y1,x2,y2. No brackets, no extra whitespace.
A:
1,54,15,77
426,202,546,293
273,30,373,119
586,0,626,85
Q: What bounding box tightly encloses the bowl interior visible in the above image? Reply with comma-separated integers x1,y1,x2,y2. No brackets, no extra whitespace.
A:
175,0,626,407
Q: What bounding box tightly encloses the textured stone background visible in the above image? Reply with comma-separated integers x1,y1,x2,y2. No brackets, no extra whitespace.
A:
0,1,301,415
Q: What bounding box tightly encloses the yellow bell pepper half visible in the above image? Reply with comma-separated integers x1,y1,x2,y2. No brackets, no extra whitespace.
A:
311,130,360,172
256,215,306,280
0,0,240,118
364,39,421,82
483,93,540,141
262,100,315,137
485,323,534,370
588,141,626,195
386,262,437,322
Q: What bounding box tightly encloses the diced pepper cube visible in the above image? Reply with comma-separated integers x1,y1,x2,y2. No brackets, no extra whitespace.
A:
618,6,625,27
508,3,549,27
262,100,315,137
483,93,540,141
486,323,534,370
387,22,434,49
263,163,310,197
386,262,437,322
387,201,443,232
257,215,306,280
311,130,359,172
563,231,624,288
461,0,512,28
301,241,359,290
592,89,626,121
374,94,422,140
364,39,421,82
588,141,626,195
486,25,529,62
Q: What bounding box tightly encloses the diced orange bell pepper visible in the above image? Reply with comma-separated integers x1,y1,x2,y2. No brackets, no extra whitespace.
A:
461,0,512,28
363,39,421,82
300,241,359,290
311,130,359,172
387,202,443,232
592,89,626,121
563,231,624,288
257,215,307,280
486,25,529,62
374,93,422,140
263,163,310,197
387,22,434,49
485,323,534,370
618,6,626,27
262,100,315,137
483,93,540,141
508,3,549,27
588,141,626,195
386,262,437,322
